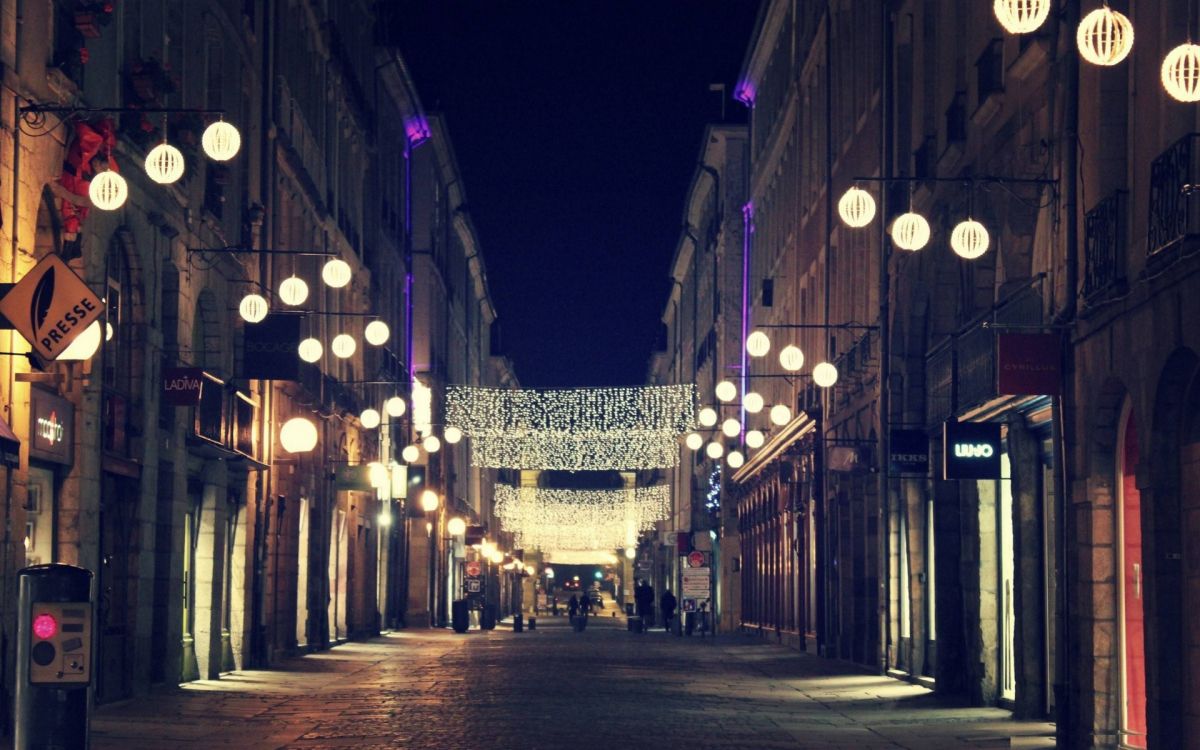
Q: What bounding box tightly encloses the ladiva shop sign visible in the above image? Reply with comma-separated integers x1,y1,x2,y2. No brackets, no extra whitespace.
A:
0,255,104,361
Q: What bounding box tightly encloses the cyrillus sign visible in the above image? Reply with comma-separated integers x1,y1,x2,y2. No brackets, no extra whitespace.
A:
942,421,1002,480
0,254,105,361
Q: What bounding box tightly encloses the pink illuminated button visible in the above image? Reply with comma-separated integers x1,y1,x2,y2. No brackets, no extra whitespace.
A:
32,613,57,640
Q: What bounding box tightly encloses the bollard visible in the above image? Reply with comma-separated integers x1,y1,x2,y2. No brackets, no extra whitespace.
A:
513,613,524,633
528,617,536,631
15,564,94,750
451,600,470,633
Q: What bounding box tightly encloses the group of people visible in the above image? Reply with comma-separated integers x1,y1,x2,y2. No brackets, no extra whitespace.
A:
565,593,594,618
634,579,677,632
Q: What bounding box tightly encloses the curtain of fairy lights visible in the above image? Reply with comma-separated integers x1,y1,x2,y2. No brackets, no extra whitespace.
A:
494,485,670,551
445,385,697,435
469,431,680,470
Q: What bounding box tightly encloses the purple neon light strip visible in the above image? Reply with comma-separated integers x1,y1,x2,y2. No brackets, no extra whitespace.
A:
740,202,753,441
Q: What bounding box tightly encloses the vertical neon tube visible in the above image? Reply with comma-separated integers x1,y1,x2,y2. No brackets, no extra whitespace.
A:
741,202,753,439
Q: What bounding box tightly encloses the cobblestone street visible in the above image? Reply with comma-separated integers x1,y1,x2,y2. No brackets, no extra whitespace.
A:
87,615,1055,749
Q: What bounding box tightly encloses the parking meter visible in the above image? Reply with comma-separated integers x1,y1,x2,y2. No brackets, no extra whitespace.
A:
15,564,94,750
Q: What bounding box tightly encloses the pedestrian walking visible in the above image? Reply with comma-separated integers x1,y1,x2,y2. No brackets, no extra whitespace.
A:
660,588,677,633
568,594,579,618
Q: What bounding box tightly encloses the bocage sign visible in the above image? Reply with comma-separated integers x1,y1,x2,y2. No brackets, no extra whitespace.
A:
242,314,301,381
942,421,1002,480
0,254,105,362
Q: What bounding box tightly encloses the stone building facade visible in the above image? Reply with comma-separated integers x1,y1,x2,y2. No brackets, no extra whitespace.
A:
0,0,505,730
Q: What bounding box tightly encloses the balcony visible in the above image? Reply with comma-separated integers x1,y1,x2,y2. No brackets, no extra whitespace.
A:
1147,133,1200,259
1083,191,1127,306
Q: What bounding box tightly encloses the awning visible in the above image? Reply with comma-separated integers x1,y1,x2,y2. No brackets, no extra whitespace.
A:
0,413,20,467
731,412,816,484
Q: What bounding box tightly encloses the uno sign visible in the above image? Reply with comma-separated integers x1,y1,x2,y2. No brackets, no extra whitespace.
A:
942,421,1002,480
0,255,104,362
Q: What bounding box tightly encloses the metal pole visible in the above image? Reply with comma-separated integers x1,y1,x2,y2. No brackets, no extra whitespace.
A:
877,0,893,676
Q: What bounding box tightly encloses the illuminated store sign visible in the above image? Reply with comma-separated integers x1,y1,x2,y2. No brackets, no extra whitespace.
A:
942,421,1001,480
29,389,74,465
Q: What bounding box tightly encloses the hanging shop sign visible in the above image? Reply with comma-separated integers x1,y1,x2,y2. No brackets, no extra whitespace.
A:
29,388,74,465
162,367,206,405
942,421,1002,480
242,313,300,380
0,254,105,362
889,429,930,475
334,465,373,491
997,333,1061,396
465,525,485,546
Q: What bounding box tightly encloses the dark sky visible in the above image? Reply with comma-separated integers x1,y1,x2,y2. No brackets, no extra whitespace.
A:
395,1,760,388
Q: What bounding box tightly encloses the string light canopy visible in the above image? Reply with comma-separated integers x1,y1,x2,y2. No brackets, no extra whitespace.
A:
950,219,990,259
494,485,670,553
779,345,805,372
891,212,932,251
279,276,309,306
993,0,1051,34
746,331,771,358
1077,5,1134,66
446,385,696,436
239,293,269,323
838,186,877,227
89,170,128,211
1162,43,1200,102
468,431,682,470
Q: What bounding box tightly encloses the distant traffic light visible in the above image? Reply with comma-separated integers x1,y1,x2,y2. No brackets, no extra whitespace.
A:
594,570,602,580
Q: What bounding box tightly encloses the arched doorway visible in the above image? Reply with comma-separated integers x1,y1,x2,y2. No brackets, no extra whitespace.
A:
1117,404,1146,749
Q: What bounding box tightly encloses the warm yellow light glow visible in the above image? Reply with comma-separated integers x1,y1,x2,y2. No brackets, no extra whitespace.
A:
145,142,185,184
368,462,389,489
746,330,770,357
489,549,504,564
444,426,463,444
745,430,765,449
280,417,318,453
58,320,102,361
1162,43,1200,102
993,0,1050,34
420,489,440,512
423,435,441,453
239,293,268,323
705,441,724,459
378,511,392,527
202,120,242,161
298,338,323,363
727,450,745,469
364,320,390,346
685,432,704,451
322,258,352,288
721,418,741,438
715,380,737,402
402,444,420,463
813,362,839,388
743,392,764,414
448,517,467,536
950,219,990,259
770,404,791,426
279,276,309,306
1077,6,1133,66
385,396,407,418
779,344,804,372
624,548,636,560
360,408,380,429
838,186,876,227
891,212,932,251
331,334,356,358
698,407,718,427
89,171,128,210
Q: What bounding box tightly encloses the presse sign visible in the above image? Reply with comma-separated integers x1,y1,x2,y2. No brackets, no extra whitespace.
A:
0,255,104,362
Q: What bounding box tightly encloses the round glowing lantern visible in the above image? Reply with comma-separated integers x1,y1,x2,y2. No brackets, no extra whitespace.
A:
202,120,242,161
746,330,771,358
715,380,737,402
779,344,804,372
401,444,420,463
993,0,1051,34
359,408,381,429
1077,6,1134,67
145,142,185,184
423,435,441,453
385,396,406,417
705,442,724,460
364,320,390,346
239,293,269,323
685,433,704,451
813,362,839,388
330,334,356,359
950,219,990,259
448,517,467,536
58,320,102,361
444,426,463,444
1162,43,1200,102
727,450,745,469
322,258,352,288
279,276,309,306
721,418,741,438
298,338,323,363
838,187,876,228
698,407,718,427
891,212,932,251
89,170,128,211
743,392,764,414
280,417,318,453
770,404,792,426
745,430,765,449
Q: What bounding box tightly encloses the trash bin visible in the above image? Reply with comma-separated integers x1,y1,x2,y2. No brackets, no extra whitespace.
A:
513,613,524,633
528,617,536,630
481,604,497,630
451,600,470,633
629,616,644,634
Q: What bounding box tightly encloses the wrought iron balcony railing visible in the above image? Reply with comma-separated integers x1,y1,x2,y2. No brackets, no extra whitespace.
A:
1083,191,1127,305
1148,133,1200,258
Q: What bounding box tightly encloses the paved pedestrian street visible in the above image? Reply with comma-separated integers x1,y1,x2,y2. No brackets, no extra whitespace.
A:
85,615,1055,750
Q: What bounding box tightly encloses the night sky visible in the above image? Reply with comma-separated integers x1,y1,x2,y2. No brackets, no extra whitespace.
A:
395,1,760,388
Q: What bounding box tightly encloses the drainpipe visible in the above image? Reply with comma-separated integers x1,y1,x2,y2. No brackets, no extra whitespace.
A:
820,2,834,657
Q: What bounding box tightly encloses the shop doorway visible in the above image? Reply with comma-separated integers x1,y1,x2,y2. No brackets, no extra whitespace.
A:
1118,409,1146,748
97,473,139,703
